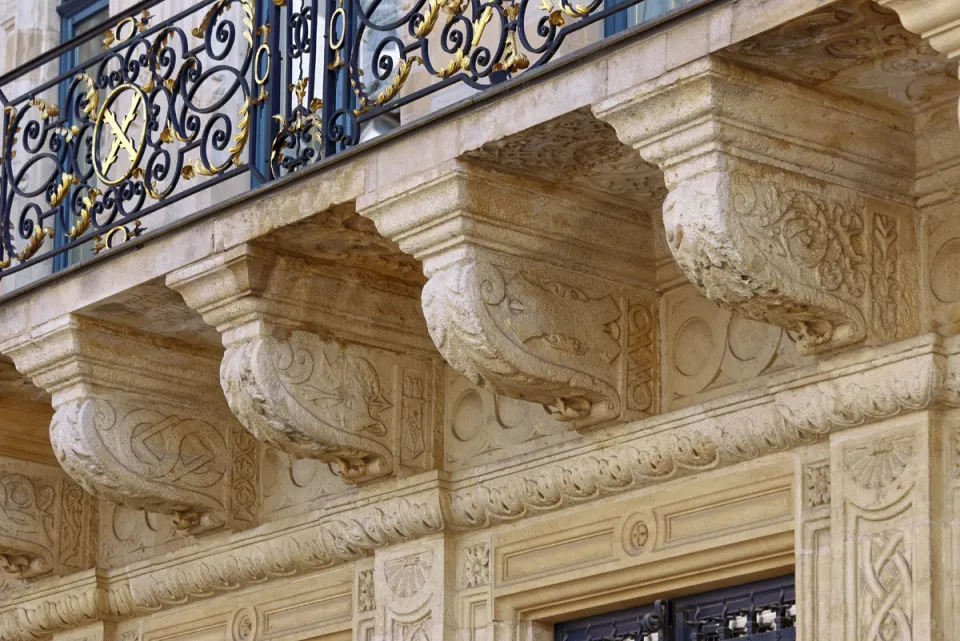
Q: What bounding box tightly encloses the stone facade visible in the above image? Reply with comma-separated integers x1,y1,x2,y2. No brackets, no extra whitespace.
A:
0,1,959,641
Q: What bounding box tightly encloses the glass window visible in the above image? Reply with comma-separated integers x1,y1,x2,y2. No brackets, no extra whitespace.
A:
54,0,109,271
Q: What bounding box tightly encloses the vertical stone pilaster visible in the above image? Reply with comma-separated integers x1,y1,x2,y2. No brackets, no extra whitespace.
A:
374,534,458,641
796,445,831,641
830,412,952,641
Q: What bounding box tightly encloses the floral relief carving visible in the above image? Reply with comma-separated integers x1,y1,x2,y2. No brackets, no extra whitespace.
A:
859,530,912,641
871,213,899,336
661,166,873,355
2,345,958,641
461,543,490,588
423,260,624,427
384,551,433,598
221,332,396,483
803,462,831,509
358,569,375,612
844,435,914,490
230,608,257,641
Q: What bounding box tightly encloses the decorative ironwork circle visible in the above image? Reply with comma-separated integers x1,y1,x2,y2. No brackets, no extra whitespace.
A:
255,44,271,86
92,83,148,187
329,8,345,50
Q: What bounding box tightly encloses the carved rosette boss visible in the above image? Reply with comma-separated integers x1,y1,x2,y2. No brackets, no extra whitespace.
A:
595,58,920,354
360,162,659,429
0,316,248,535
168,245,440,484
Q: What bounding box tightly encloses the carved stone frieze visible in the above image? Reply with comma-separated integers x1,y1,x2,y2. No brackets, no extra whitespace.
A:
2,336,959,641
595,57,920,355
360,161,659,429
0,316,254,536
0,456,96,580
168,245,441,484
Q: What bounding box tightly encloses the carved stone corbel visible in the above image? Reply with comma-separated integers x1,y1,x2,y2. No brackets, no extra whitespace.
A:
0,456,96,580
167,245,441,484
0,316,255,535
359,161,659,429
595,57,920,355
877,0,960,59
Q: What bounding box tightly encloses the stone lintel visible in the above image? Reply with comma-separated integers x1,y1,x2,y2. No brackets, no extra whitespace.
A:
359,160,659,430
595,57,920,355
167,245,442,484
0,315,252,536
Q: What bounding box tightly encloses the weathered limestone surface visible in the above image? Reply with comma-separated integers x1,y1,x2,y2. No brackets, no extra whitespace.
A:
168,245,443,484
0,316,258,535
0,2,959,641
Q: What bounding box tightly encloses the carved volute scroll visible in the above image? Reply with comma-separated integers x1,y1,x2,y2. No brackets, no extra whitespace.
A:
0,316,249,536
168,245,441,484
359,161,659,429
595,57,920,355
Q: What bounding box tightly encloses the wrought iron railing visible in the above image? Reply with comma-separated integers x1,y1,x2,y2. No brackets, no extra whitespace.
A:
0,0,712,283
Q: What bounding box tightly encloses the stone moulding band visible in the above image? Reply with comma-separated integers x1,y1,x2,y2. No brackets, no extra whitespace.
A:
1,334,957,641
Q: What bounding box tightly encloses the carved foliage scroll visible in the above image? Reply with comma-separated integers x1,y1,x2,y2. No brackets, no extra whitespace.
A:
222,331,436,483
662,163,915,354
423,257,657,429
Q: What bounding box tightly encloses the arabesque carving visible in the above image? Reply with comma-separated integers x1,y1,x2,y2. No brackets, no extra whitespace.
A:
0,316,250,535
361,161,659,429
0,455,97,582
595,57,919,354
1,335,958,641
169,245,440,484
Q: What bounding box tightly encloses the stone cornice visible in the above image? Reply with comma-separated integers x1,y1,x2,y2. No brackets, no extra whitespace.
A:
2,334,957,641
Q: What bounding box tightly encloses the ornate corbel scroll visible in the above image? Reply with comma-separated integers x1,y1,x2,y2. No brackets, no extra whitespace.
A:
595,57,920,355
167,245,441,484
0,316,253,536
0,456,97,580
359,161,659,429
877,0,960,60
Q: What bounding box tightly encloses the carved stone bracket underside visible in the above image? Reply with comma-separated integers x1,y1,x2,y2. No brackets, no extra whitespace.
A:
168,245,441,484
878,0,960,62
360,161,659,429
0,316,253,536
0,456,96,580
595,57,921,355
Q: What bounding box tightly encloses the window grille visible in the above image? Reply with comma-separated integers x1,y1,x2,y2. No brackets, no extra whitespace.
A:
554,575,796,641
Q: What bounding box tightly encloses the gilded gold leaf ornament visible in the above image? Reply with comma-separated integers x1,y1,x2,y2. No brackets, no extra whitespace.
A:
374,57,422,107
48,173,80,207
66,188,101,239
93,221,144,254
539,0,566,25
16,226,54,262
415,0,441,38
76,73,99,119
27,97,60,120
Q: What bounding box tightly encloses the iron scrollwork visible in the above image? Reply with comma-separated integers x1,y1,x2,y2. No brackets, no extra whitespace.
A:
0,0,269,274
0,0,711,281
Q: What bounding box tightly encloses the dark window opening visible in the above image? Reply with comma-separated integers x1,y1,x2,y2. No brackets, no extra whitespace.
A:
554,575,796,641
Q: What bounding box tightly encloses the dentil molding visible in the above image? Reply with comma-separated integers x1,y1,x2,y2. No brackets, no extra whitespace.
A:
594,57,920,355
0,316,255,536
2,333,957,641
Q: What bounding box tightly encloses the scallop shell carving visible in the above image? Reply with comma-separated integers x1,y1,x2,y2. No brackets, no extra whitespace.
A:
384,551,433,597
844,435,914,490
